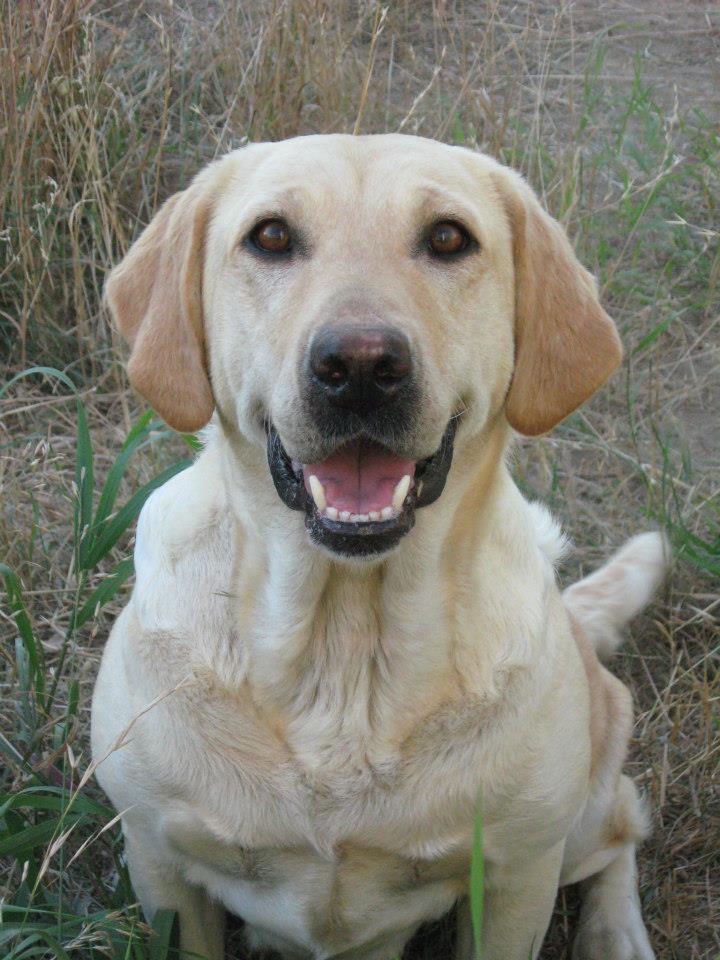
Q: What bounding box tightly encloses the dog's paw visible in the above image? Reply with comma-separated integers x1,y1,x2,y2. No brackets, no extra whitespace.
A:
572,907,655,960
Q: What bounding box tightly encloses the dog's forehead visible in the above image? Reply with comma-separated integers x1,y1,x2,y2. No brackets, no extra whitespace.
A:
218,134,500,222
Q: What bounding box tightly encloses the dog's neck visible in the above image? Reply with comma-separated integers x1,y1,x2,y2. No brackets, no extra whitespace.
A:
217,421,546,769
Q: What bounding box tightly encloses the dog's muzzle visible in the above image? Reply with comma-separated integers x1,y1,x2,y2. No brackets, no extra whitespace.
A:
265,320,458,556
266,419,457,557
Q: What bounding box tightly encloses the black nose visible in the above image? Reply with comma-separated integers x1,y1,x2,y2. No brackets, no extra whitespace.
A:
308,324,413,414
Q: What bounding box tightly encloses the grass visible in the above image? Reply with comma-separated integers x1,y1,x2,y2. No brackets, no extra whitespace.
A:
1,1,718,958
470,798,484,958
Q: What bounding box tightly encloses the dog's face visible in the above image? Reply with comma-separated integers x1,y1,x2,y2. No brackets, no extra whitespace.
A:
107,134,621,558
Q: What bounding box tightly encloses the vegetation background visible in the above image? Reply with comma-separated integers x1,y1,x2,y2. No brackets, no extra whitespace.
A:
1,1,718,958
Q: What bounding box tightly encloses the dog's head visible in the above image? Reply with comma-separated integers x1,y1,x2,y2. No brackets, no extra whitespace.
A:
106,134,620,558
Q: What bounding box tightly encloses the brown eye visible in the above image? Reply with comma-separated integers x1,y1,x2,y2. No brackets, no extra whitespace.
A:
251,219,292,254
427,220,471,257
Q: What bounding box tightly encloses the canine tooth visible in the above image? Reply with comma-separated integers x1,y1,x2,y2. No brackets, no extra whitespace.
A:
381,506,394,520
369,511,381,522
325,506,338,521
308,475,326,511
392,474,412,511
340,511,352,522
351,513,370,523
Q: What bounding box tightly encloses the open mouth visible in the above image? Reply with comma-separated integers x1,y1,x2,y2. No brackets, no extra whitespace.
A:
266,420,457,557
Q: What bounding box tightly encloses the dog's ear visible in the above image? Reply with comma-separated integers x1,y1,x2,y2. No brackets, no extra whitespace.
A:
494,170,622,436
105,182,215,432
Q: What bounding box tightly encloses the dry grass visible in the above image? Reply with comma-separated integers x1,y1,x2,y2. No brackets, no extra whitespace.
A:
1,1,718,958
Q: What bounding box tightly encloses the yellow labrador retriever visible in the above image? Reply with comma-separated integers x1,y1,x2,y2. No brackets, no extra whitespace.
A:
91,134,665,960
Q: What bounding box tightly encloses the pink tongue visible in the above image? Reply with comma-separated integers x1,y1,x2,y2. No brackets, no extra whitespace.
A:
303,441,416,514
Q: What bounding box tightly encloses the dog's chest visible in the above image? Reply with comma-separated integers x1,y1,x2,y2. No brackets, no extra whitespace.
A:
164,670,493,847
150,665,502,954
151,566,525,892
129,489,565,953
160,718,476,958
167,799,467,956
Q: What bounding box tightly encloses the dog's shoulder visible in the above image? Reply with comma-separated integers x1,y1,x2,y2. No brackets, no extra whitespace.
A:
130,440,235,637
136,439,228,561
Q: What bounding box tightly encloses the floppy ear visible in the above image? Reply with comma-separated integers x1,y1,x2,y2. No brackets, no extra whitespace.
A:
495,171,622,436
105,183,215,432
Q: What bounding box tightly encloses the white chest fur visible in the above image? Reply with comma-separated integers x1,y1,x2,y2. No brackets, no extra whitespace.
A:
92,451,589,958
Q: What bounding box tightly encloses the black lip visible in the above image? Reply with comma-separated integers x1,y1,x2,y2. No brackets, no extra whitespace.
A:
266,419,458,558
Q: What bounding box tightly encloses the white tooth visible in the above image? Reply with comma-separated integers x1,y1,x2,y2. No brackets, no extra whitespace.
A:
381,506,394,520
350,513,370,523
325,506,338,521
308,475,326,511
392,474,412,512
340,511,352,522
369,511,381,522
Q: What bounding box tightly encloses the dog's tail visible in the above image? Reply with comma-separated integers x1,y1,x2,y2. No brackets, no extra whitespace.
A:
563,532,669,662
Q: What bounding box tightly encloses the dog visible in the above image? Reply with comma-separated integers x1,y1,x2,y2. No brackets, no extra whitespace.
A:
91,134,666,960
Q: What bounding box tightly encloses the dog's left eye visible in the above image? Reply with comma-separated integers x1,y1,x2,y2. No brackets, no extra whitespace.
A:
250,219,293,254
427,221,473,257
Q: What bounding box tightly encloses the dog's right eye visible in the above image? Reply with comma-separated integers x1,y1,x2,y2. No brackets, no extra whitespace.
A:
250,219,293,255
427,220,474,257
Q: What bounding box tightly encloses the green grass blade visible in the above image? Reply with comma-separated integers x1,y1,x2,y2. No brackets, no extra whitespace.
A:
670,522,720,577
0,817,79,860
470,797,484,959
0,732,28,768
149,909,177,960
93,411,165,529
74,558,135,629
4,930,71,960
84,460,192,568
0,366,78,401
74,398,95,570
121,409,158,450
631,311,680,356
64,678,79,736
0,564,46,710
0,787,115,821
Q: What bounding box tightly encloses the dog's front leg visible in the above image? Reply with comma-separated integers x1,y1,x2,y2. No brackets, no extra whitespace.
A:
124,827,225,960
455,840,564,960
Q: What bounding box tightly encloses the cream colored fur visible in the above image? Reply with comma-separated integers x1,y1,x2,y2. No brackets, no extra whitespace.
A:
91,135,665,960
